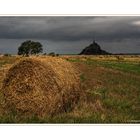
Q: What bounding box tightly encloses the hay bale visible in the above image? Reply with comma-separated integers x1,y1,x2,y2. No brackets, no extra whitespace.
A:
2,57,81,118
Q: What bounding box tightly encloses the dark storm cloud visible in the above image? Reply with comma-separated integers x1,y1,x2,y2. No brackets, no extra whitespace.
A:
0,16,101,40
0,16,140,41
1,16,140,54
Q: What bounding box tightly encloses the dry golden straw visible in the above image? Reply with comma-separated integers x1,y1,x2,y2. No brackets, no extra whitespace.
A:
2,57,81,118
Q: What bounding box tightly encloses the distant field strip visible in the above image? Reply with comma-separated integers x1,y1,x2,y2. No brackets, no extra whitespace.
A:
68,58,140,74
94,61,140,74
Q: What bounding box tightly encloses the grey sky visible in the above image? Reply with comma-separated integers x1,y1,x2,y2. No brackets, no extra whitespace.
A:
0,16,140,54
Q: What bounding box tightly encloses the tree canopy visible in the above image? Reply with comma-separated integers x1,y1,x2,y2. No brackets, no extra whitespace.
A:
18,40,43,56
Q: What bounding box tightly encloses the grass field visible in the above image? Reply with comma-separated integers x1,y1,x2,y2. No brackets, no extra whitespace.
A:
0,55,140,123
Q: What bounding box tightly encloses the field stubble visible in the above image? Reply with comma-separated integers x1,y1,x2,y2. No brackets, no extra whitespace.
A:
0,55,139,123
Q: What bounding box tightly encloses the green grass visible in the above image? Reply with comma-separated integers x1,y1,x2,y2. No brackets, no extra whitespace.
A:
67,57,140,123
80,74,86,82
86,59,140,74
97,61,140,74
68,57,140,74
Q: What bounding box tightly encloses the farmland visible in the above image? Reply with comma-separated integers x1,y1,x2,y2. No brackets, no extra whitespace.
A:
0,55,140,123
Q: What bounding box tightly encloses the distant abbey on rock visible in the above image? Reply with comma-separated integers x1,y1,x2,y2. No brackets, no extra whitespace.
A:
79,40,110,55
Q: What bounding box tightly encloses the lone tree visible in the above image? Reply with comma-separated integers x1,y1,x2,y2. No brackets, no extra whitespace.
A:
18,40,43,56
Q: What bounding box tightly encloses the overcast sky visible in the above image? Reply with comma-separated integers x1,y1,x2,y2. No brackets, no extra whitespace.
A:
0,16,140,54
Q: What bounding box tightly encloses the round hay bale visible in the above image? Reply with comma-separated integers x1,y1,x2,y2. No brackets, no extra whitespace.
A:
2,57,81,118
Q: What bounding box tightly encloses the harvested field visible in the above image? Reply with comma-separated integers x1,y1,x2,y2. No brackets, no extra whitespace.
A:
0,55,140,123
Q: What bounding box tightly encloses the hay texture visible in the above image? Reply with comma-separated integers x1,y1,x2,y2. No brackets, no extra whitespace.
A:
2,57,81,118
